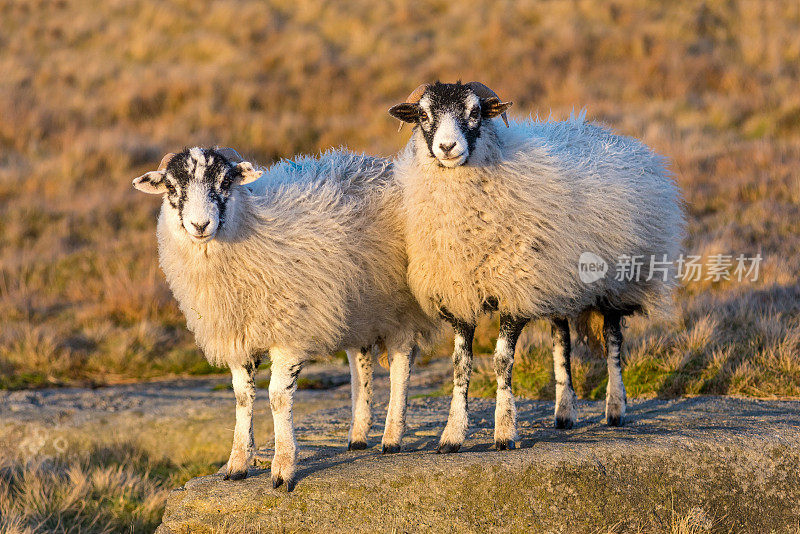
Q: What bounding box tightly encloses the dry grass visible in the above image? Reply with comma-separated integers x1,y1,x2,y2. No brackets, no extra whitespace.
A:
1,0,799,398
0,407,237,533
0,437,224,534
0,446,172,533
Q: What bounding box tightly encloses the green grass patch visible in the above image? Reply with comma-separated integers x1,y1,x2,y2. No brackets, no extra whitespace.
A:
0,371,54,390
410,389,450,400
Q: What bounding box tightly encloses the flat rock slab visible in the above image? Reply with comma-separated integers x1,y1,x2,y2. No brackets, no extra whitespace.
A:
158,396,800,533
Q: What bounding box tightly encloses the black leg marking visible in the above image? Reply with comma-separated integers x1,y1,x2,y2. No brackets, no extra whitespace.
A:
451,319,476,410
437,309,475,454
603,310,626,427
494,314,527,384
287,362,303,389
357,351,373,399
492,314,528,452
552,317,575,430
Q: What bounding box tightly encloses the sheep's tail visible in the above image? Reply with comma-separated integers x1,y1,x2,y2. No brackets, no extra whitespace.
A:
375,339,390,370
575,310,605,357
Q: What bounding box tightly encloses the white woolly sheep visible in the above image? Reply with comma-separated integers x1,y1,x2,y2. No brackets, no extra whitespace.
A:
389,81,684,452
133,147,435,489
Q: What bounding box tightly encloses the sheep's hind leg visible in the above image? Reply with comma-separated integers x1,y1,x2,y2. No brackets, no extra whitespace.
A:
438,318,476,453
604,311,627,426
493,315,528,450
382,343,419,453
268,350,303,490
224,359,259,480
552,318,577,429
346,347,374,450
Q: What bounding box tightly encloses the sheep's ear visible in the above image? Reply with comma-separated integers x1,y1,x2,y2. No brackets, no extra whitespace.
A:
389,103,420,131
481,97,512,127
235,161,262,184
132,171,168,194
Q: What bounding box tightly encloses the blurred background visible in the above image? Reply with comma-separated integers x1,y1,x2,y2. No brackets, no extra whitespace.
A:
3,1,800,531
2,0,800,397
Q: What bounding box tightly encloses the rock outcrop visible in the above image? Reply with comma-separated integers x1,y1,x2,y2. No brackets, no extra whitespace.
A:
157,396,800,533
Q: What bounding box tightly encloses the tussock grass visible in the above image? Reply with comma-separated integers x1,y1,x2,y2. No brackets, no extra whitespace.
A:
0,410,235,533
0,443,216,534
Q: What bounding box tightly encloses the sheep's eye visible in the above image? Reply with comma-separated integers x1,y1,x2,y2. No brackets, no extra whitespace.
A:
165,182,176,195
469,107,480,120
419,110,429,122
220,177,233,190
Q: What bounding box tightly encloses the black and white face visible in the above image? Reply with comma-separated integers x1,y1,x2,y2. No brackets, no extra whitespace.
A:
389,82,512,168
132,147,261,243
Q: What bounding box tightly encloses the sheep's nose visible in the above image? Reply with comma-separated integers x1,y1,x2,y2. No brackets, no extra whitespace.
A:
192,221,210,234
439,142,457,154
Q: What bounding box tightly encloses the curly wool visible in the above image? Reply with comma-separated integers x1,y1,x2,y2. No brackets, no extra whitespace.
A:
394,113,685,324
157,149,436,367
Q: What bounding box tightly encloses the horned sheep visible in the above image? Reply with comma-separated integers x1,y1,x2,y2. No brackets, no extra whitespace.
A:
389,81,685,452
133,147,435,489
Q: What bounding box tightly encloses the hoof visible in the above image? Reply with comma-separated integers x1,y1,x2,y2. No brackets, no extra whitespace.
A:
223,469,248,481
555,417,574,430
606,415,624,427
494,439,515,451
437,442,461,454
270,452,295,491
381,443,400,454
348,441,368,451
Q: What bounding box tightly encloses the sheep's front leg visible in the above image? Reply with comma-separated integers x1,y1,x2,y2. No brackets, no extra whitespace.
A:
552,318,577,429
346,347,374,450
438,319,475,453
493,315,528,450
604,311,627,426
268,349,303,489
382,343,419,453
224,359,259,480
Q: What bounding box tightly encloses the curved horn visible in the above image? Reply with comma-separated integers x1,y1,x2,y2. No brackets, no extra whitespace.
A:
157,152,176,171
465,81,510,127
215,147,244,164
404,83,431,103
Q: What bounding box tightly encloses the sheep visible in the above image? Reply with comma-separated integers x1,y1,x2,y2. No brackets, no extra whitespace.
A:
388,81,685,452
132,147,435,489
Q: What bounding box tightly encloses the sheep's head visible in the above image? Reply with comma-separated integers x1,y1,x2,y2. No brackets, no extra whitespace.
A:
388,81,512,168
132,147,261,243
